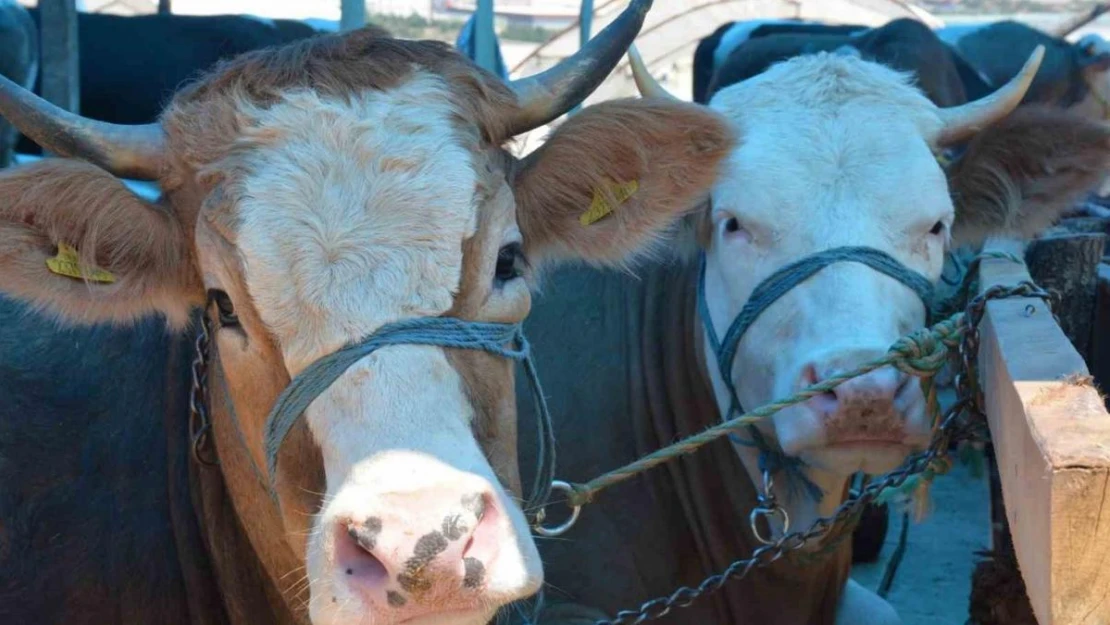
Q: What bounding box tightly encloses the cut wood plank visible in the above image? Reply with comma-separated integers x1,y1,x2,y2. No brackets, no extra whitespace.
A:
978,238,1110,625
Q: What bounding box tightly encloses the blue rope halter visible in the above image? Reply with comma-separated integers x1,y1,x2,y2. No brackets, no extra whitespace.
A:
696,246,934,502
263,316,557,523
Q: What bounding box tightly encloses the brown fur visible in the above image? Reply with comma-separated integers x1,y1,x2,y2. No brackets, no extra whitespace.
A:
0,159,203,327
513,98,736,270
160,25,519,195
948,105,1110,246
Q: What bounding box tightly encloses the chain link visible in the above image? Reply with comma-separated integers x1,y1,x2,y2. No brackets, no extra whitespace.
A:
189,311,218,467
592,281,1053,625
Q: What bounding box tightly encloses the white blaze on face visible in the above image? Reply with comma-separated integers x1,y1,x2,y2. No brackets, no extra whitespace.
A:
234,73,541,624
703,54,953,478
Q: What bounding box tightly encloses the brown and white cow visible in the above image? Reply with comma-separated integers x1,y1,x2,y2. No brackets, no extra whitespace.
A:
506,46,1110,624
0,12,738,625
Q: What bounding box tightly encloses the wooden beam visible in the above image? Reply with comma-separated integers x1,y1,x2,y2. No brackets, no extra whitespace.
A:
571,0,594,115
978,237,1110,625
38,0,79,116
473,0,496,74
340,0,366,32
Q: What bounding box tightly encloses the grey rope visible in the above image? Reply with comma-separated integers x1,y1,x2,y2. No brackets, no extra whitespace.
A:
696,246,935,502
263,316,557,520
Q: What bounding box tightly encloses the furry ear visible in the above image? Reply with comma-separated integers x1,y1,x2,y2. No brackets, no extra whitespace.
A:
0,159,202,327
947,105,1110,246
513,97,735,270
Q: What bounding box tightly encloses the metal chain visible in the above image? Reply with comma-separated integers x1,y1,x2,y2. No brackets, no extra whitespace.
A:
592,281,1053,625
189,311,218,467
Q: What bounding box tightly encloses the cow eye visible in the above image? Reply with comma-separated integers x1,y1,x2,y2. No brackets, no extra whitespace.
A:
210,290,239,327
495,243,525,284
929,221,946,236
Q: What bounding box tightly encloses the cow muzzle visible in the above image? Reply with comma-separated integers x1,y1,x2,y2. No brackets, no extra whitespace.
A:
773,352,932,474
311,460,541,625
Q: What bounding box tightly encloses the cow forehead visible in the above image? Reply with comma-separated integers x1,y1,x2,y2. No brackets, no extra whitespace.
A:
708,54,952,241
232,73,483,370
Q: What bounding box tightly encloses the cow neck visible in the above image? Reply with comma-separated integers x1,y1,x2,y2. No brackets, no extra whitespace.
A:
629,257,853,624
188,348,309,625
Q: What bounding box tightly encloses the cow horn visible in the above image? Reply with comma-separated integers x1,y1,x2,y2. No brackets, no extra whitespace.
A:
627,43,680,101
506,0,653,136
0,73,164,180
935,45,1044,146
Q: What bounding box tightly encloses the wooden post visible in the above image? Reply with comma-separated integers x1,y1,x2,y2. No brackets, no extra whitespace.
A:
977,238,1110,625
340,0,366,32
473,0,496,74
571,0,594,114
38,0,79,118
1025,232,1105,362
1092,262,1110,406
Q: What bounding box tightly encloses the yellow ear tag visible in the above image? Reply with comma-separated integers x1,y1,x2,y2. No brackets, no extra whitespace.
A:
580,180,639,226
46,242,116,284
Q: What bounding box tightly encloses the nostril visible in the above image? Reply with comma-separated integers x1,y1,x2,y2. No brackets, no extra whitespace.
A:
801,363,840,414
338,518,389,588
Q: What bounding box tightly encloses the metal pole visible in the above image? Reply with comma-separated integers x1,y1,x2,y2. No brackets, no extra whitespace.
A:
39,0,79,119
474,0,496,73
571,0,594,113
340,0,367,32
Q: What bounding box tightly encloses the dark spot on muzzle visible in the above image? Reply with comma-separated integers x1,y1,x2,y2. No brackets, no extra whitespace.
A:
461,493,487,521
397,531,449,593
346,517,383,552
387,590,408,607
463,557,485,589
442,514,468,541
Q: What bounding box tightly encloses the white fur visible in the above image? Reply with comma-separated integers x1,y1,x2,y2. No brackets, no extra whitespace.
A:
702,53,952,528
234,73,541,625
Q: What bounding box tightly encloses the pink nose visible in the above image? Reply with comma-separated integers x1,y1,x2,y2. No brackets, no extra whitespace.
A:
802,358,910,443
334,488,503,619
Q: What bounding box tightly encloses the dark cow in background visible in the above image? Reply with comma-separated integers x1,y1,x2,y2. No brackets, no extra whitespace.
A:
697,18,977,107
692,19,866,103
0,0,36,167
938,20,1110,119
16,10,323,156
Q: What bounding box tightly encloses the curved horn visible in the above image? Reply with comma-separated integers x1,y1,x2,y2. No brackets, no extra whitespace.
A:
627,43,680,101
0,73,164,180
936,45,1044,146
506,0,653,136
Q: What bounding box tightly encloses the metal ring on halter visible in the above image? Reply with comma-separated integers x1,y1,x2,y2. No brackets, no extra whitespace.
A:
749,505,790,546
532,480,582,538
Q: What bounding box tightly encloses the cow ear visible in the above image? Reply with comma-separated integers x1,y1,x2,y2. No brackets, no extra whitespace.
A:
513,98,734,269
0,159,203,327
947,106,1110,246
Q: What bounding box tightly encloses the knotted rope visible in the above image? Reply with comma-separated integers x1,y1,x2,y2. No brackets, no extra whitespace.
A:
562,313,965,508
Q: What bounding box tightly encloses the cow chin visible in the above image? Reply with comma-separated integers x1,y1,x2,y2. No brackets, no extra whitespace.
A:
770,387,932,479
